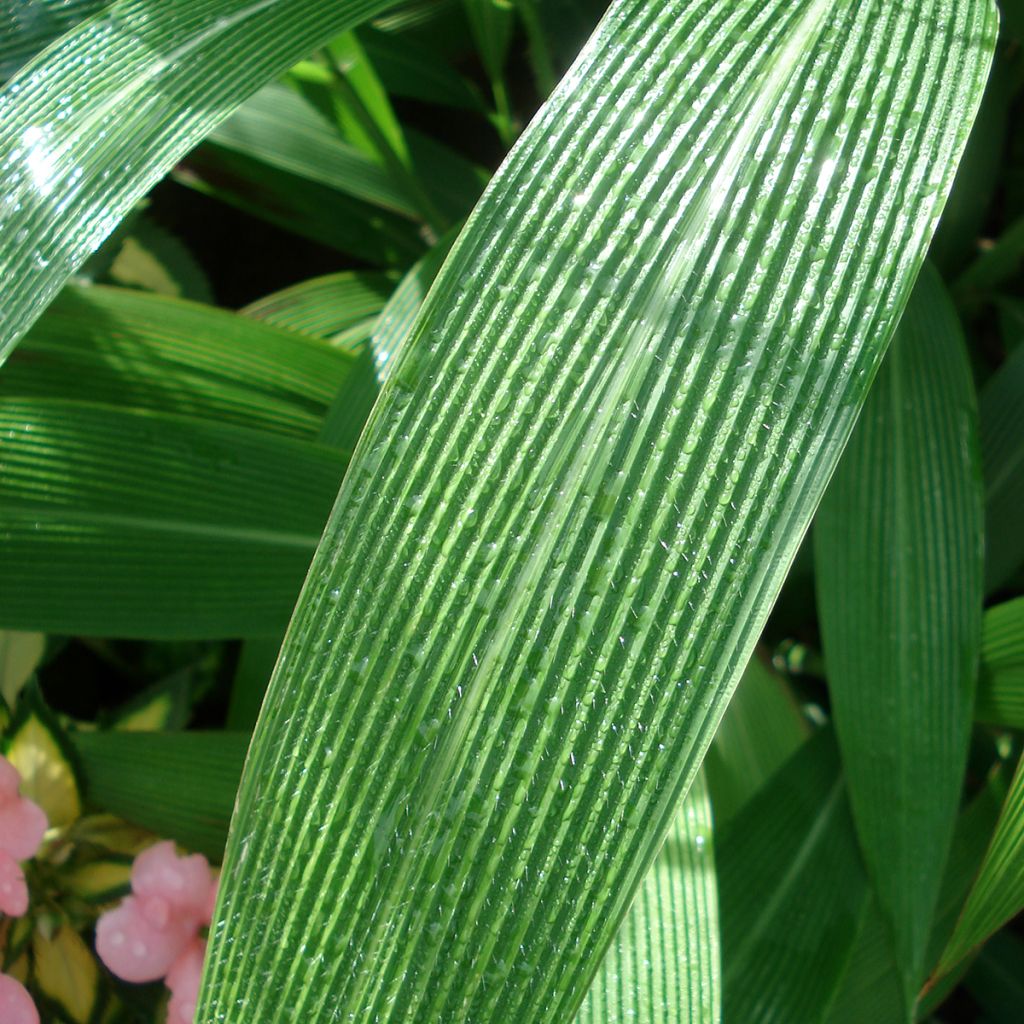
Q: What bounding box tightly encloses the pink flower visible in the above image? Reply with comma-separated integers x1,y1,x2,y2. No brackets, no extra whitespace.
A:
0,973,40,1024
166,938,206,1024
96,840,215,1004
0,850,28,917
0,754,47,920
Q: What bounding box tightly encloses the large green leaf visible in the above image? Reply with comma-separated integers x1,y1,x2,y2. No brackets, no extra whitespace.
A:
933,753,1024,979
719,728,867,1023
576,774,718,1024
975,596,1024,729
0,397,344,638
814,264,985,1011
1,284,355,438
0,0,405,363
981,342,1024,592
72,730,248,860
0,1,107,80
200,1,997,1021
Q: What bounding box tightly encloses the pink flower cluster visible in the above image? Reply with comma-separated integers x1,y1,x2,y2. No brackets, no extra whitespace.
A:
0,754,46,1024
96,841,216,1024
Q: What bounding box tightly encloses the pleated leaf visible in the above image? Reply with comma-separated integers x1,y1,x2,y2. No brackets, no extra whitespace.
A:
719,728,867,1023
0,0,107,80
575,774,719,1024
200,1,997,1021
975,596,1024,729
0,0,403,364
933,753,1024,979
72,730,248,859
981,342,1024,592
0,397,345,638
814,264,985,1010
1,285,356,438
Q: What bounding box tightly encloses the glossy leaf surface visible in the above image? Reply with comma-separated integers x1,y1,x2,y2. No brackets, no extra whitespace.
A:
201,1,997,1021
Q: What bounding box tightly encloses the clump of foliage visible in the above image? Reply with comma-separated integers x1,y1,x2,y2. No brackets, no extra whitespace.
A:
0,1,1022,1023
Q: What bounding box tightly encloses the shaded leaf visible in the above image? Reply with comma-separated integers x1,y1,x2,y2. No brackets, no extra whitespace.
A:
815,264,985,1008
975,596,1024,729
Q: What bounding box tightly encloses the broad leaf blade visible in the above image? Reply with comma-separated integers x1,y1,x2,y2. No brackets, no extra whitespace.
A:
814,265,985,1009
201,1,997,1021
576,774,719,1024
72,730,248,859
0,397,344,637
2,285,355,438
0,0,402,363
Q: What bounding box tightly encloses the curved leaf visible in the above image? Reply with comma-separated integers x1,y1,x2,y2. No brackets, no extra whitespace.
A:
200,1,997,1021
0,0,403,363
814,264,985,1009
975,596,1024,729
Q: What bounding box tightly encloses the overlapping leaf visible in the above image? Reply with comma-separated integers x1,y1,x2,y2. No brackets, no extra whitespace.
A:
975,596,1024,728
0,0,405,362
199,1,997,1021
815,264,985,1010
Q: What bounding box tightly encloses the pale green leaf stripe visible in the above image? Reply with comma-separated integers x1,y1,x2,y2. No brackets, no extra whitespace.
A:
975,596,1024,728
208,82,420,218
576,774,718,1024
241,269,398,341
981,343,1024,592
0,0,403,364
815,264,985,1009
1,284,354,438
719,728,866,1023
72,730,249,860
703,651,809,827
202,1,996,1021
935,753,1024,978
0,397,345,638
827,770,1007,1023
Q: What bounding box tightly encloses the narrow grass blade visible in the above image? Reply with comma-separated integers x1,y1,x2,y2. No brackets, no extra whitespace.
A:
200,2,997,1021
0,0,403,363
1,285,355,438
0,397,344,638
814,264,985,1009
933,754,1024,979
981,343,1024,592
975,596,1024,728
719,728,867,1024
576,774,719,1024
703,652,809,827
72,730,249,860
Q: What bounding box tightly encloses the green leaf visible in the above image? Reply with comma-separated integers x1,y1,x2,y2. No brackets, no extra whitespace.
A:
933,753,1024,979
814,264,985,1010
2,285,356,438
0,630,46,709
718,728,867,1023
575,774,719,1024
0,397,345,638
0,0,405,363
241,269,398,343
981,343,1024,592
201,1,997,1021
703,651,809,827
208,82,421,218
106,215,213,303
975,596,1024,728
0,1,107,81
71,730,249,860
826,768,1006,1024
